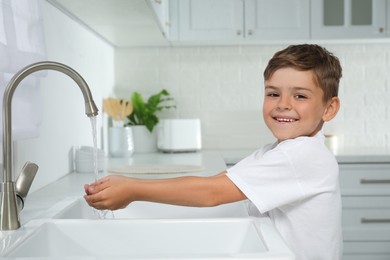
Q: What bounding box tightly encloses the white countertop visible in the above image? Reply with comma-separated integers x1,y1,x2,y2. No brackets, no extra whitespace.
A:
216,148,390,165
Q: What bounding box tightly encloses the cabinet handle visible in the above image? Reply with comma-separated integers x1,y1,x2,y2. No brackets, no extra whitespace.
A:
247,30,253,36
154,0,161,4
236,30,242,36
361,218,390,223
360,179,390,184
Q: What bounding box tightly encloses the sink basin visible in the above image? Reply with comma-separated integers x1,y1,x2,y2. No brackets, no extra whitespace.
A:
3,218,294,259
49,197,250,219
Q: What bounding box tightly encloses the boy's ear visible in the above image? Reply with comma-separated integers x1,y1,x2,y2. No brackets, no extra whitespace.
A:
322,97,340,122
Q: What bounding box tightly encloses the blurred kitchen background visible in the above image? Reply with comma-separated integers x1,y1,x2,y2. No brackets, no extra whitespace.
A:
2,0,390,191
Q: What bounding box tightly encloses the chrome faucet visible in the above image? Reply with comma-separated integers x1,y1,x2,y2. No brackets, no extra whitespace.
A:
0,61,99,230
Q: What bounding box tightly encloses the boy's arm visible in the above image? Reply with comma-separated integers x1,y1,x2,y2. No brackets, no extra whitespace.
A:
84,172,246,210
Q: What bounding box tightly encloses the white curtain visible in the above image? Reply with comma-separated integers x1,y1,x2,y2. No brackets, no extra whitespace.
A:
0,0,46,140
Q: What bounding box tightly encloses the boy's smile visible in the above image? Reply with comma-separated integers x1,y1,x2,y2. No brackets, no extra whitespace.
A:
263,67,336,142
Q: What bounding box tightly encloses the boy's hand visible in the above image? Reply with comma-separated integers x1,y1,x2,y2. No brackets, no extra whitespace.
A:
84,175,133,210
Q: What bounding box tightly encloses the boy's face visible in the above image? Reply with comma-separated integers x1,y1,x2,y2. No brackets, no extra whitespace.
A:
263,67,337,142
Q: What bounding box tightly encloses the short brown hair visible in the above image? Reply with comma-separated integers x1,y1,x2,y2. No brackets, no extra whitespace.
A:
263,44,342,102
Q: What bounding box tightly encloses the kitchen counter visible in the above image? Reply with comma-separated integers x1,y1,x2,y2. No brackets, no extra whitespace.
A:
333,147,390,163
217,147,390,165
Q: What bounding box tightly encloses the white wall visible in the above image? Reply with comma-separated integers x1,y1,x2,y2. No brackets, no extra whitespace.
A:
114,44,390,151
13,1,114,192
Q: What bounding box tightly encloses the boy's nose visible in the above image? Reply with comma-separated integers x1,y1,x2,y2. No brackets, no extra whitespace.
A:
277,97,292,110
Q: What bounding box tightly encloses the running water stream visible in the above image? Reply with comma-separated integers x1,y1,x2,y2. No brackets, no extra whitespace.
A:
90,116,114,219
90,116,99,182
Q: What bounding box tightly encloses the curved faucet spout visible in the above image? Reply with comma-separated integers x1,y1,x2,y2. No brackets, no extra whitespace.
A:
1,61,99,230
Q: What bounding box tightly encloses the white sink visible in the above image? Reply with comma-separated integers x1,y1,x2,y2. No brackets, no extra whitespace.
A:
49,197,250,219
2,218,294,259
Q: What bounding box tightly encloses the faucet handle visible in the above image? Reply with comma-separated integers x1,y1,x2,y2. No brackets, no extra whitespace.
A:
15,162,39,210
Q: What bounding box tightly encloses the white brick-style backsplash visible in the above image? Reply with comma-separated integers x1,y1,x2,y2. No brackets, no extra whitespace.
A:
115,43,390,150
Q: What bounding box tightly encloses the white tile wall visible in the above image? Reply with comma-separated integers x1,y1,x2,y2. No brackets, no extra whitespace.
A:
114,43,390,150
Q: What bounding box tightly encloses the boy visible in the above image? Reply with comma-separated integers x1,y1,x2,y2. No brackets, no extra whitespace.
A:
84,44,343,260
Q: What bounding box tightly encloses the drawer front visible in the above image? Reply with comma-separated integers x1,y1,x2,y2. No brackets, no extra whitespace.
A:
343,208,390,226
342,197,390,240
342,197,390,227
339,164,390,195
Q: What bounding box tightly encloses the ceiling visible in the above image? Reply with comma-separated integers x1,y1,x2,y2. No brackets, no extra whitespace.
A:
46,0,169,48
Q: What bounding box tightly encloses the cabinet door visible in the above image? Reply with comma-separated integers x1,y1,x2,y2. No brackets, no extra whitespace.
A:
311,0,386,39
339,163,390,195
245,0,310,40
177,0,243,41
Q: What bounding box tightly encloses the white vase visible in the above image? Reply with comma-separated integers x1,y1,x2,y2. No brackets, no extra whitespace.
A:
131,125,158,153
108,126,134,157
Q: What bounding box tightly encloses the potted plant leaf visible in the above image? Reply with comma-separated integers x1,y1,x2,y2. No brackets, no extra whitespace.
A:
125,89,175,152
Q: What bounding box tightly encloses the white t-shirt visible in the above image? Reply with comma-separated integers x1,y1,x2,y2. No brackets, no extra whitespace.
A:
226,132,342,260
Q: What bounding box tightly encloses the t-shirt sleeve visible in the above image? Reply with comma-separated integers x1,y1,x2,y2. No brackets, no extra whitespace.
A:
226,147,305,214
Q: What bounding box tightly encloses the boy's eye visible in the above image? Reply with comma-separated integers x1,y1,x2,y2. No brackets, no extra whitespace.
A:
294,94,307,99
266,92,279,97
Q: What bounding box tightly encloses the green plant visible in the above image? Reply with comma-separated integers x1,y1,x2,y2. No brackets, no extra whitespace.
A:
125,89,175,132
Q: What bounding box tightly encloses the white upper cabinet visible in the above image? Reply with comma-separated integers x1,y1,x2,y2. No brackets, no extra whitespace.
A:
176,0,243,41
245,0,310,41
311,0,386,39
173,0,309,42
159,0,389,44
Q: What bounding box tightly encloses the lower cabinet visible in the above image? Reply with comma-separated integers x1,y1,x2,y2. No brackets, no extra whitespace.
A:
339,163,390,259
